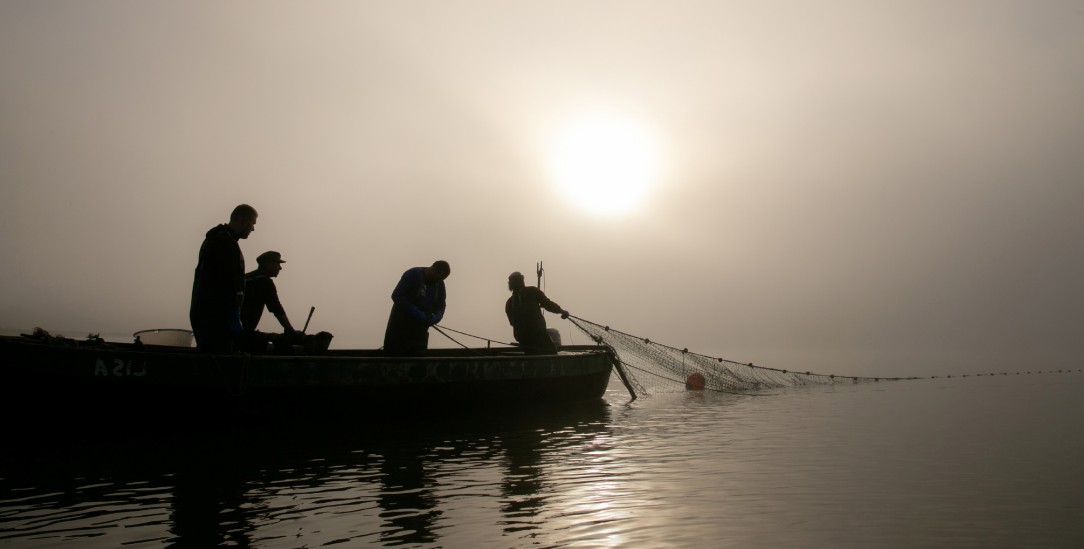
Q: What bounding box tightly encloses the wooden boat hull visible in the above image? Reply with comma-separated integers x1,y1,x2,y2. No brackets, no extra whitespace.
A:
0,335,614,421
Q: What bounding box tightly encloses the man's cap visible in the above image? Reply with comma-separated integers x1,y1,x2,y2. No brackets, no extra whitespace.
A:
257,251,286,264
509,271,524,281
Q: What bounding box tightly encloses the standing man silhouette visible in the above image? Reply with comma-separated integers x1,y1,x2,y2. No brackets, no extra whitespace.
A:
190,204,257,352
383,260,451,356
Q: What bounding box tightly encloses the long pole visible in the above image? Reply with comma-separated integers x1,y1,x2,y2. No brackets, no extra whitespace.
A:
611,353,638,400
302,306,315,333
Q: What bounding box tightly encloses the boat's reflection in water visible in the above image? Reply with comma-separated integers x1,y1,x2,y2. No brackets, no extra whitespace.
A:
1,400,614,547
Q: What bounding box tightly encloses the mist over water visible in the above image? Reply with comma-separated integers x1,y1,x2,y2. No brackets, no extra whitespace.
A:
2,372,1081,548
4,2,1084,379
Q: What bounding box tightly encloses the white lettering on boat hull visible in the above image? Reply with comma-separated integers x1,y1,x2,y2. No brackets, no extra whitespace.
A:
94,358,148,377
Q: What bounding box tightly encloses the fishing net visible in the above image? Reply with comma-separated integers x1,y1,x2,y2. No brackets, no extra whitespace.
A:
567,316,917,398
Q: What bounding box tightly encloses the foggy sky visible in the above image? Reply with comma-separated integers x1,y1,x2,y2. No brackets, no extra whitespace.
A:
2,1,1082,377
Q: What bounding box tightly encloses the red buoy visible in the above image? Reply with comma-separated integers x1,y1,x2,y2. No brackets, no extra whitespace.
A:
686,372,706,390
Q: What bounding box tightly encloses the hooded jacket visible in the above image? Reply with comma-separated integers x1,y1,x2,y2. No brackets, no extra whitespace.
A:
190,224,245,328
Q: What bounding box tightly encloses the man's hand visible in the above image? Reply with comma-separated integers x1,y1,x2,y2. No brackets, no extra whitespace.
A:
560,310,570,319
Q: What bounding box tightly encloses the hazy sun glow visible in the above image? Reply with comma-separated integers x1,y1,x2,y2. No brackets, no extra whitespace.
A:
549,113,661,217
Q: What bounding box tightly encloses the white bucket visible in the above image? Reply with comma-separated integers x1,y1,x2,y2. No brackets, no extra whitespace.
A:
134,328,194,347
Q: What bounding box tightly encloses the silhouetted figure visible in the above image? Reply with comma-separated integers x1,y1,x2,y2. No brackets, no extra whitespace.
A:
242,250,334,355
190,204,257,353
505,271,568,355
242,251,297,350
383,261,450,356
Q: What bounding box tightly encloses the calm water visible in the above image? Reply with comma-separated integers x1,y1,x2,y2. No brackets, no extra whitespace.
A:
2,373,1082,548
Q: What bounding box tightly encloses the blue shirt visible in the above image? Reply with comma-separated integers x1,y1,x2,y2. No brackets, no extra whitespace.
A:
390,267,446,324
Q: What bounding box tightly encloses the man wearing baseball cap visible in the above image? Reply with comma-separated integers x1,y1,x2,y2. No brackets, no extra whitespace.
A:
242,251,299,351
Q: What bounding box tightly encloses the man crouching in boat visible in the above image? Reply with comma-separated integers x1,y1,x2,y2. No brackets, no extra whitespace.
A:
383,260,450,356
242,251,298,352
190,204,257,353
240,251,334,355
505,271,569,355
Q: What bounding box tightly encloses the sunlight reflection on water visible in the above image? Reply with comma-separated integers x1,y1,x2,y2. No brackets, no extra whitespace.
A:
2,374,1083,547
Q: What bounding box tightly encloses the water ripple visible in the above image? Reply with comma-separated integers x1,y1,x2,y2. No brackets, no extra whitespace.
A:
3,379,1084,547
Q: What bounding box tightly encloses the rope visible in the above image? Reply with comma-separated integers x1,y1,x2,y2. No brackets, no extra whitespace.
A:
434,324,515,347
431,325,478,351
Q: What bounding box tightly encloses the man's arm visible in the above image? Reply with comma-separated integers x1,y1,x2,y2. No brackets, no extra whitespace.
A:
534,288,569,318
534,288,563,314
266,286,296,332
273,311,296,333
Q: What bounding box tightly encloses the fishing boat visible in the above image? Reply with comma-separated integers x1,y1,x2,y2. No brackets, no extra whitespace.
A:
0,331,616,422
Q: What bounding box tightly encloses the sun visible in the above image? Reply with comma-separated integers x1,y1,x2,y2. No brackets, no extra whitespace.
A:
548,113,661,217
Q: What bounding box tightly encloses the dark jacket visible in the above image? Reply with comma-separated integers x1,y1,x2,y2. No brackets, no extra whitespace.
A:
190,224,245,331
505,286,563,343
390,267,446,324
383,267,447,356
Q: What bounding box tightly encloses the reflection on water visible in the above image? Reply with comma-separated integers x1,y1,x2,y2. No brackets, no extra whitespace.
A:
377,435,440,545
0,399,614,548
3,376,1084,547
171,450,253,547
